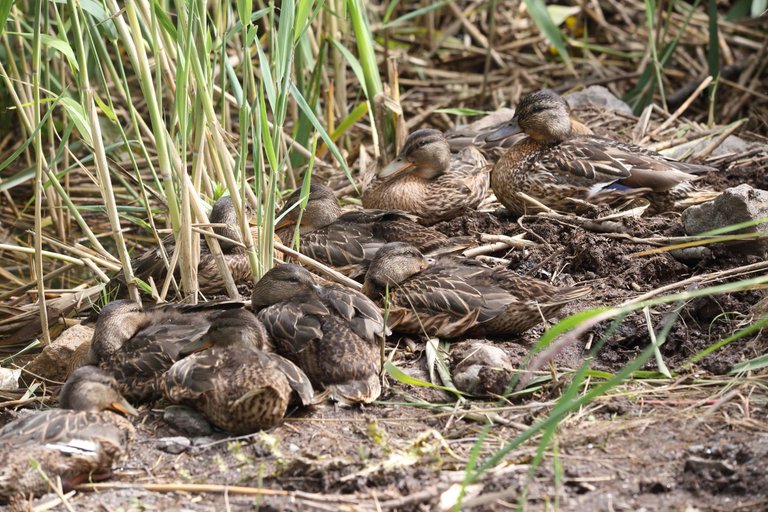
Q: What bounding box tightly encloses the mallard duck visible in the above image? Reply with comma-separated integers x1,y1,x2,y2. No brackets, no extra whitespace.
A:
491,89,715,217
446,106,593,163
362,128,490,225
88,299,244,403
277,183,450,279
109,195,259,297
251,264,385,405
362,242,592,338
162,309,313,434
0,366,137,503
445,108,525,162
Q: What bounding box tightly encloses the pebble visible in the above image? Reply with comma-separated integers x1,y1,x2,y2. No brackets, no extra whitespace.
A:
25,323,94,381
450,341,519,396
565,85,634,116
682,184,768,255
157,436,192,454
163,405,213,436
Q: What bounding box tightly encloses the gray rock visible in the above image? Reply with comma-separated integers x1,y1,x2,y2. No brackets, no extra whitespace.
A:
451,341,525,396
682,184,768,254
163,405,213,436
565,85,633,116
662,133,760,160
25,323,94,381
157,436,192,454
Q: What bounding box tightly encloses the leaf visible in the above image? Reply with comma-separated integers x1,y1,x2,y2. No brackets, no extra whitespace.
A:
546,4,581,26
731,353,768,374
0,0,13,36
288,82,354,187
434,107,491,116
59,97,93,146
79,0,117,39
94,94,117,122
381,1,447,29
523,0,573,73
384,361,467,397
40,34,78,72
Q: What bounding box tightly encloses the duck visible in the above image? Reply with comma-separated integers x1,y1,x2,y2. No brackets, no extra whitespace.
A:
361,242,592,338
362,128,490,225
88,299,244,403
162,309,313,434
445,107,526,162
109,195,259,297
251,264,386,405
276,183,451,279
0,366,137,503
490,89,716,217
446,106,594,163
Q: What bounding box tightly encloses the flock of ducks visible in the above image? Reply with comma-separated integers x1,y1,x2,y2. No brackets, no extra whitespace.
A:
2,89,716,502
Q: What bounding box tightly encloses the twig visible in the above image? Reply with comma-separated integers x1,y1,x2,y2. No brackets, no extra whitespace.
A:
694,118,748,159
32,491,77,512
641,75,713,144
0,396,50,409
75,482,365,505
274,242,363,291
621,260,768,307
478,233,537,248
463,242,510,258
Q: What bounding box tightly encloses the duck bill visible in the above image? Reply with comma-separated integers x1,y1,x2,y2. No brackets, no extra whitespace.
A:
378,157,414,179
274,216,296,230
110,398,139,417
178,337,214,357
486,118,522,142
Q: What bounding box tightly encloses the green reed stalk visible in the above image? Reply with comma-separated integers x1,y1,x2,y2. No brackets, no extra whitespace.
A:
31,0,49,343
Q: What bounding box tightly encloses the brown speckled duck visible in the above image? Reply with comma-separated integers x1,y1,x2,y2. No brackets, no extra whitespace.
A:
162,309,313,434
362,242,592,338
362,129,490,225
110,195,259,297
491,89,715,217
251,264,385,405
446,106,594,162
88,299,243,403
277,183,450,279
0,366,137,503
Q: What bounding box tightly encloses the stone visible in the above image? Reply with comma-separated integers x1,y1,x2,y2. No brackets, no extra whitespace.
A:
682,184,768,254
662,133,759,160
157,436,192,454
24,323,94,382
163,405,213,436
451,341,524,396
0,368,21,391
565,85,633,116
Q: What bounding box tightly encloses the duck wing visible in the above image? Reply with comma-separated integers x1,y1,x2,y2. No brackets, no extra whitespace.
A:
298,221,381,268
321,284,387,342
551,136,707,192
387,261,515,338
256,299,329,356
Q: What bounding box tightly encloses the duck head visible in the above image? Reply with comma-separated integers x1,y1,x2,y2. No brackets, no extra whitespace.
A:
89,300,147,362
179,308,271,355
489,89,573,145
60,365,138,416
251,263,321,309
209,195,256,250
379,129,451,180
275,184,343,233
362,242,433,296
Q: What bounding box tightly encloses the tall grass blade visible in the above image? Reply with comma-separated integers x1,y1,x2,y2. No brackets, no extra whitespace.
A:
523,0,574,73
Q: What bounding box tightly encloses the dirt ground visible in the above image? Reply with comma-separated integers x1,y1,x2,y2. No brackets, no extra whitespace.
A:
3,144,768,510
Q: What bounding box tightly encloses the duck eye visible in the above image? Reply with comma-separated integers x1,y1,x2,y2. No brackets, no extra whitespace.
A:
530,105,547,114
